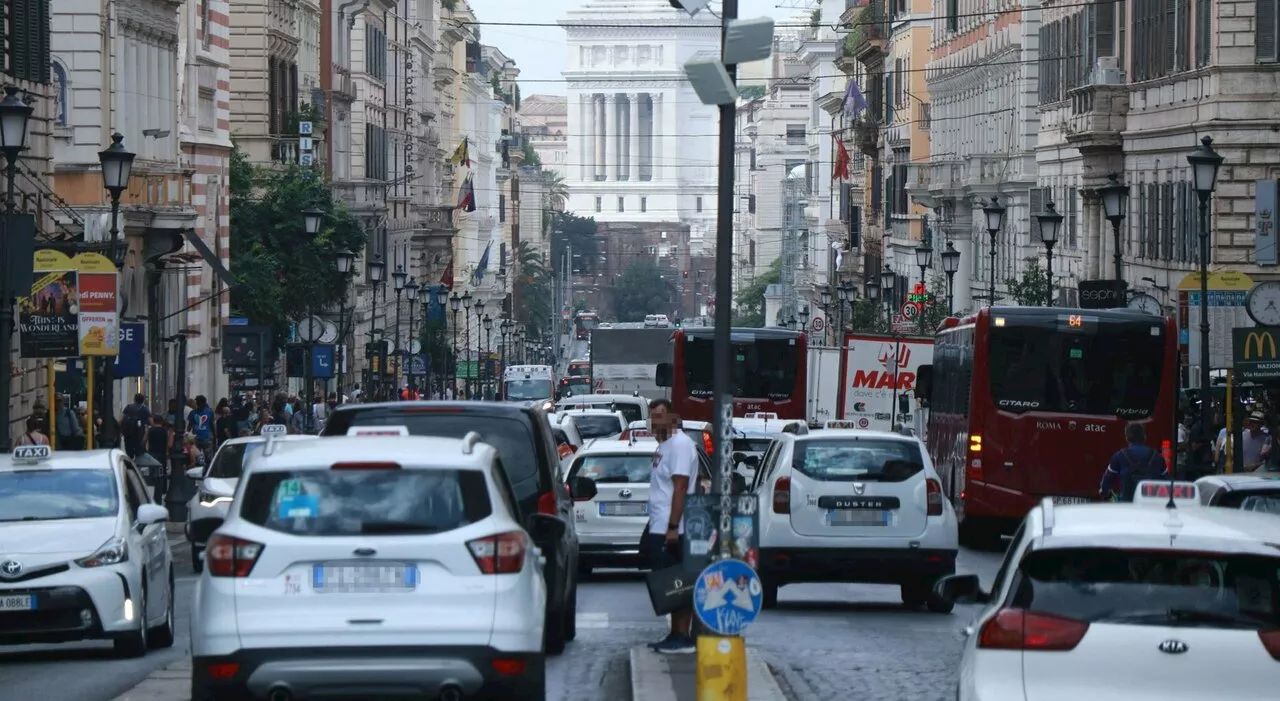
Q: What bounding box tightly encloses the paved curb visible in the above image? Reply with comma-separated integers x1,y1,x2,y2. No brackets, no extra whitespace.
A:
629,645,787,701
111,660,191,701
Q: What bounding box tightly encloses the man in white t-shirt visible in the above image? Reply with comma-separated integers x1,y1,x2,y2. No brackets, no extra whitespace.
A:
645,398,699,655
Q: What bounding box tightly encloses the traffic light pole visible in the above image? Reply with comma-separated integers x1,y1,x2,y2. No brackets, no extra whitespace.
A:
711,0,738,558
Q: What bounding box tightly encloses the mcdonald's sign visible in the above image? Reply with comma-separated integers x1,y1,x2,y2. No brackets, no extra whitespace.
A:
1232,327,1280,382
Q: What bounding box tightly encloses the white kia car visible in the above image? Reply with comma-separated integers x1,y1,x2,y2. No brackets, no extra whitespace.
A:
190,433,552,701
936,481,1280,701
0,445,175,657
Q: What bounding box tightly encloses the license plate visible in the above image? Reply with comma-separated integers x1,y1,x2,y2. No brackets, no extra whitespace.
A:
829,509,890,526
311,564,417,593
0,595,34,611
599,502,648,517
1051,496,1091,505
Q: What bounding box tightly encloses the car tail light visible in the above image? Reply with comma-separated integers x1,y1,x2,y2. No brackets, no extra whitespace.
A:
1259,629,1280,660
206,535,264,578
491,658,528,675
331,462,400,470
926,478,943,516
206,662,240,679
537,491,558,515
772,476,791,514
467,532,528,574
977,609,1089,651
702,431,714,455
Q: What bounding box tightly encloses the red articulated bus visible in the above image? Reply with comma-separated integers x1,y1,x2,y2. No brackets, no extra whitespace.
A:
923,307,1178,547
656,327,807,422
574,312,598,341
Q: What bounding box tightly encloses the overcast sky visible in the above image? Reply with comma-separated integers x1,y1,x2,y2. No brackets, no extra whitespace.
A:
466,0,808,97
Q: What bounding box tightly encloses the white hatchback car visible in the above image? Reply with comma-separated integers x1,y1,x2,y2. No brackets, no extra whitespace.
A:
936,481,1280,701
1196,470,1280,512
565,439,658,573
0,446,175,657
750,430,959,611
190,433,553,701
185,432,318,572
555,409,628,442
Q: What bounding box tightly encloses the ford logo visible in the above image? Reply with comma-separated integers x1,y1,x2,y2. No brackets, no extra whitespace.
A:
1158,639,1189,655
618,489,633,499
0,561,20,577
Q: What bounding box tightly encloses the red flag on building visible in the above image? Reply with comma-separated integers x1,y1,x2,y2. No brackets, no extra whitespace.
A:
440,256,454,288
832,136,851,181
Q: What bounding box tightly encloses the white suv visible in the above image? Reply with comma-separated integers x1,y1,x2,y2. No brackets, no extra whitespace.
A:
750,430,958,611
564,439,659,573
190,434,554,701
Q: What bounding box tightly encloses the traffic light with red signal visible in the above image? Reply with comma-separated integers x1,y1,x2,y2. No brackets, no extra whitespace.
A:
683,270,689,278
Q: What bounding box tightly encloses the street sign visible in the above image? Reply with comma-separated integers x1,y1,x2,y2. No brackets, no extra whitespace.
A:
312,344,335,379
693,558,763,636
298,121,313,135
900,303,919,320
260,424,287,436
811,316,825,332
1232,327,1280,382
113,322,146,377
228,317,249,326
1179,271,1254,373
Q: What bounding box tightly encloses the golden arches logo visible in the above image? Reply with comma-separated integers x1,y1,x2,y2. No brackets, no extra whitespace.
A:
1243,332,1278,360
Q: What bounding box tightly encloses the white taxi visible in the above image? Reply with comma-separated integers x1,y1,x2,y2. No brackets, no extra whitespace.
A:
565,437,659,573
191,432,553,701
0,445,175,657
1197,470,1280,513
554,408,628,442
937,480,1280,701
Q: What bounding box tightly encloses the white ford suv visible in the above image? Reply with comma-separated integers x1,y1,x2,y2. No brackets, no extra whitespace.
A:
190,433,555,701
750,429,959,611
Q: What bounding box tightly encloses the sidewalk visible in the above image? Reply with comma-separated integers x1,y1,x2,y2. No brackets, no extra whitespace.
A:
112,660,190,701
629,645,787,701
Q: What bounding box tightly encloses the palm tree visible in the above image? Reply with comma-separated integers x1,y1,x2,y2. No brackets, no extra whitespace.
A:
544,170,569,212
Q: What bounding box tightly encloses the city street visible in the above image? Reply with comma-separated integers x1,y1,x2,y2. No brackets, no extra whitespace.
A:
0,543,1001,701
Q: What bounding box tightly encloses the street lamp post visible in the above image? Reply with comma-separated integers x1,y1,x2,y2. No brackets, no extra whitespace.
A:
1187,136,1224,442
96,133,136,448
1100,172,1131,284
941,242,960,316
0,86,32,451
880,265,896,329
1036,202,1063,307
915,244,933,333
420,281,435,397
482,314,494,400
334,249,356,398
300,208,324,424
449,292,461,398
798,306,810,334
865,276,881,320
879,265,900,429
391,265,407,399
461,292,473,398
820,289,832,344
474,299,486,399
405,279,418,397
982,196,1006,308
367,254,386,399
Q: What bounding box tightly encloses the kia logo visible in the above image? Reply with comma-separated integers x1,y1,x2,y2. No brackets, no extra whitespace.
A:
619,489,633,499
1158,639,1189,655
0,561,20,576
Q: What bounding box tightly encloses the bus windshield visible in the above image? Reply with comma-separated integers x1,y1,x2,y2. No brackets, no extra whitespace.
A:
988,319,1166,418
505,379,553,400
683,337,798,400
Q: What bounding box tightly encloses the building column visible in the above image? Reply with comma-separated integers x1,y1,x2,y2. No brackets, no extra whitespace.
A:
605,93,619,180
652,92,663,181
579,94,592,181
1082,189,1103,280
628,92,641,183
594,94,605,181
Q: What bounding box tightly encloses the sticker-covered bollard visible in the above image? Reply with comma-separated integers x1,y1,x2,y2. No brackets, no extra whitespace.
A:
693,559,761,701
696,635,746,701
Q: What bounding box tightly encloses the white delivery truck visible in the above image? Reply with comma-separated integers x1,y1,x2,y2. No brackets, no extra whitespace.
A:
589,327,672,400
838,333,934,433
805,345,843,427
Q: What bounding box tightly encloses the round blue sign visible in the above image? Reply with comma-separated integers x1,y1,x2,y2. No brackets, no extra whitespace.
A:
693,558,763,636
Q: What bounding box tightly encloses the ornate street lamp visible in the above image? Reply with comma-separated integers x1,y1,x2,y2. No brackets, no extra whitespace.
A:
301,207,324,236
94,132,136,448
1099,173,1130,283
1187,136,1224,444
940,242,961,316
982,196,1006,307
880,265,896,326
1036,202,1063,307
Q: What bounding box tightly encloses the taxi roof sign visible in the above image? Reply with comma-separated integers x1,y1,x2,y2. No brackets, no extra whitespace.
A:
12,445,51,462
346,426,410,437
1133,480,1201,506
825,420,859,429
745,412,778,420
259,424,288,435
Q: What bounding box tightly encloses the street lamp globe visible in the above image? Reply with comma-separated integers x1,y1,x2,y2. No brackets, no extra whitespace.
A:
419,280,432,299
301,207,325,236
405,279,418,301
880,265,896,292
915,244,934,269
97,133,135,195
982,196,1006,234
865,278,881,302
1036,201,1064,246
0,86,33,155
941,242,961,274
798,307,810,325
335,249,356,274
483,314,494,332
392,265,408,291
450,292,462,312
368,255,386,283
836,284,848,303
820,289,832,307
1187,136,1224,198
475,299,486,316
1100,173,1130,222
461,291,473,310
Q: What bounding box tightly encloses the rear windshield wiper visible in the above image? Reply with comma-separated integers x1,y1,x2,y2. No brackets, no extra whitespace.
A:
1164,607,1264,628
360,521,450,535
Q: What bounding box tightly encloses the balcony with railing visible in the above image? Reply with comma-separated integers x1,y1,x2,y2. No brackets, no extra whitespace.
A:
840,0,888,66
1066,84,1129,151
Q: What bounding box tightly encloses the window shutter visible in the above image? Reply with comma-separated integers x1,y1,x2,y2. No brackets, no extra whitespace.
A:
1259,0,1278,62
1096,0,1116,57
885,72,894,122
748,194,756,214
1067,186,1079,248
838,183,850,223
884,171,893,229
1161,182,1174,260
850,205,862,249
1163,0,1175,75
1029,187,1046,241
1195,0,1211,66
871,165,883,215
1038,25,1050,102
1147,183,1160,258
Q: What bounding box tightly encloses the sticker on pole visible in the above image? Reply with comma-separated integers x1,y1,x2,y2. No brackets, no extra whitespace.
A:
693,558,763,636
259,424,288,436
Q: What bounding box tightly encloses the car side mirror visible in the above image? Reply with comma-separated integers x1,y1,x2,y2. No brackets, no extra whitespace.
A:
568,476,598,501
136,503,169,526
731,473,748,495
655,362,673,388
186,467,204,481
528,513,567,543
933,573,989,605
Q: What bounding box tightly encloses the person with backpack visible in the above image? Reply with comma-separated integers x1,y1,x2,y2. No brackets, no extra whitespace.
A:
1099,422,1170,502
120,393,151,458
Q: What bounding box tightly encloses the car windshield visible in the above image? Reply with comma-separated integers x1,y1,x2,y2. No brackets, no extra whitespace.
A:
683,336,798,400
240,469,492,536
1216,488,1280,510
571,414,623,439
567,454,654,484
988,317,1166,418
792,439,924,482
206,441,266,479
505,379,552,401
1012,547,1280,629
1239,494,1280,514
0,469,119,521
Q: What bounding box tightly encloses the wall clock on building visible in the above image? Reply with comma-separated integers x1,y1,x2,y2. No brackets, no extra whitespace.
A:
1245,281,1280,327
1127,293,1162,316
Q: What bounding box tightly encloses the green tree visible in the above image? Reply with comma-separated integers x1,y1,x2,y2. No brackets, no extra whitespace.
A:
513,84,522,110
848,298,890,333
732,259,781,327
738,85,766,101
229,143,367,344
550,211,599,274
511,241,552,343
521,141,541,167
613,260,669,322
545,170,569,211
1006,257,1052,307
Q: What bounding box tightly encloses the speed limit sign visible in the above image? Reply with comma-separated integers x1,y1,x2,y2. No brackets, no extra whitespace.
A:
900,303,919,320
811,316,825,331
